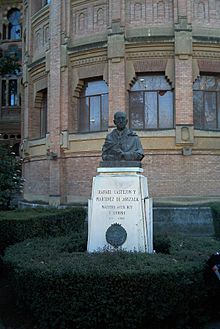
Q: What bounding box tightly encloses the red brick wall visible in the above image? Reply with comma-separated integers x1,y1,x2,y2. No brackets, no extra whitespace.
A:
23,151,220,202
142,153,220,197
175,58,193,125
23,160,49,199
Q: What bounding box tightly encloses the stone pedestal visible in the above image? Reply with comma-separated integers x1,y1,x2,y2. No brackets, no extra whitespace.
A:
87,167,153,253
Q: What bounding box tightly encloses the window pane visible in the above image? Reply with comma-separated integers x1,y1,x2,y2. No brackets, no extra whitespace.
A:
204,92,216,129
8,80,17,106
9,24,21,40
85,81,108,96
101,94,108,131
8,9,21,40
144,92,157,128
193,91,203,128
3,24,7,40
2,80,6,106
131,75,172,91
217,77,220,90
79,97,89,132
194,75,219,91
130,91,144,129
193,76,205,90
90,96,101,131
205,76,217,90
159,91,173,128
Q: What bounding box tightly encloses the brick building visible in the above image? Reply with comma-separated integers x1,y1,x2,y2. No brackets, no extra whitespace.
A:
0,0,22,154
21,0,220,206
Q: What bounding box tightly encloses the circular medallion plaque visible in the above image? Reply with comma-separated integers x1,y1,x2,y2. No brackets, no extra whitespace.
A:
106,223,127,248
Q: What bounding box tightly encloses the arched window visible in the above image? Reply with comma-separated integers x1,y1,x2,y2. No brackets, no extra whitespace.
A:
79,80,108,133
7,9,21,40
1,78,20,107
193,75,220,130
129,75,174,130
42,0,51,5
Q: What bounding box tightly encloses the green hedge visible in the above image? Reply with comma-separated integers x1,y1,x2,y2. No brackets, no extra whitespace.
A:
0,207,86,253
210,202,220,238
4,234,220,329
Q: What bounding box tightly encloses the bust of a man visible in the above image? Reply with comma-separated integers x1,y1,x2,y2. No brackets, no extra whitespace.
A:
101,111,144,162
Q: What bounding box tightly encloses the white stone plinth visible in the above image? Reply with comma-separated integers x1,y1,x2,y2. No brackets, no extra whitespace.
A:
87,167,153,253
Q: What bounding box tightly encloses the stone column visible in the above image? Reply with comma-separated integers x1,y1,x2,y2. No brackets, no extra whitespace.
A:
107,0,126,127
47,0,62,206
174,17,194,147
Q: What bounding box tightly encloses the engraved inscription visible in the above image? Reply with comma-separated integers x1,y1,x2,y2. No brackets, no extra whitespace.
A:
95,188,139,221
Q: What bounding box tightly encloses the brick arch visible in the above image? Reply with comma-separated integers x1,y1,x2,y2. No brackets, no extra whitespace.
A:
72,63,108,96
126,60,136,90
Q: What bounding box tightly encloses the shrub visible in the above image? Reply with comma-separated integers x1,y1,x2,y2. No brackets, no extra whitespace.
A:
0,144,22,210
4,235,220,329
0,54,21,75
0,207,86,254
210,202,220,238
153,234,171,254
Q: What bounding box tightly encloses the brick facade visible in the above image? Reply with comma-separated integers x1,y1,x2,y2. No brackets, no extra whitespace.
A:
21,0,220,205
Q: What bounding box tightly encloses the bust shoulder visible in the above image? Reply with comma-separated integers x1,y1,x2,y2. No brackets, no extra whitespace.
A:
127,129,138,137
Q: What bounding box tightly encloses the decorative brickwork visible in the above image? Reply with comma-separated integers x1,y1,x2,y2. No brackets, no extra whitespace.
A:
21,0,220,205
126,0,173,26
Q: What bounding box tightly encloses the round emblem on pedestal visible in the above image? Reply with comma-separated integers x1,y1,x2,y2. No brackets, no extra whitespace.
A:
106,223,127,248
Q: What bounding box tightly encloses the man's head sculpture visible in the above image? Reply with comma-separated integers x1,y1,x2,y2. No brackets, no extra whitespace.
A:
113,111,128,131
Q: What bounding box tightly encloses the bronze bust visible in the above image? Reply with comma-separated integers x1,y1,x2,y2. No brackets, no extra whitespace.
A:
101,112,144,165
